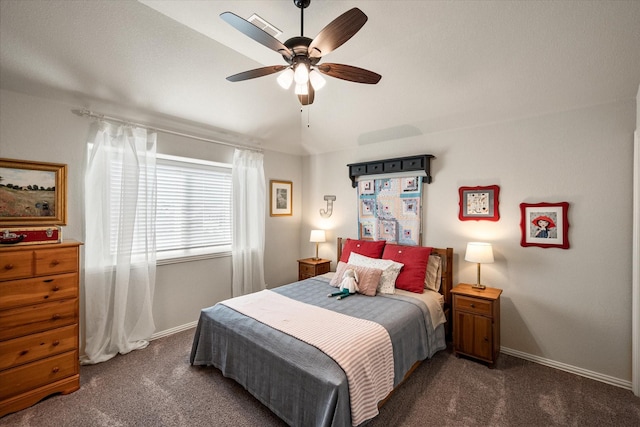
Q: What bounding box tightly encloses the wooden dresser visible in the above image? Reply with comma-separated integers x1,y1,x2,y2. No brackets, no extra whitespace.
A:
0,240,82,417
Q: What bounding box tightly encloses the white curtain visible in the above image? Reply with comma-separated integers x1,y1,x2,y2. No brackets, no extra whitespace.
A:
232,149,266,296
82,122,157,364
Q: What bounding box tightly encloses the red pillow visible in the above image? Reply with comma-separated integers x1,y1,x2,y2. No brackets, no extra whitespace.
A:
382,244,432,293
339,239,386,263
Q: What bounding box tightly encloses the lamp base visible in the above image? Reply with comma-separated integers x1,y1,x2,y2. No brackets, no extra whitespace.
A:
472,283,486,290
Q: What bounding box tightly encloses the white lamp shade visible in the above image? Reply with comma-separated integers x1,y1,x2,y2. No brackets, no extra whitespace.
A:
294,63,309,84
464,242,494,264
294,83,308,95
309,69,326,90
277,68,294,89
309,229,326,243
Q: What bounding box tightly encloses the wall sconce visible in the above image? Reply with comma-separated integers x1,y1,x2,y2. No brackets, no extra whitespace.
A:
320,195,336,218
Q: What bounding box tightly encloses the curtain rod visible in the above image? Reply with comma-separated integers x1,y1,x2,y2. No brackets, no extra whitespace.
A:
71,109,263,153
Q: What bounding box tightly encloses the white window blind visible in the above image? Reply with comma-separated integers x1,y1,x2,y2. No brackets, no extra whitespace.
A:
156,155,232,255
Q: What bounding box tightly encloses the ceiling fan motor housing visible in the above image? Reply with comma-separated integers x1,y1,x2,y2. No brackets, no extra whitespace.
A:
283,36,320,66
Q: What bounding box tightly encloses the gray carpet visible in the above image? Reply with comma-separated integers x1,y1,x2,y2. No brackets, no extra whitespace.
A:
2,328,639,426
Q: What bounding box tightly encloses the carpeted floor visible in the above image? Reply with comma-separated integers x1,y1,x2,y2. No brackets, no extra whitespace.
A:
2,328,639,426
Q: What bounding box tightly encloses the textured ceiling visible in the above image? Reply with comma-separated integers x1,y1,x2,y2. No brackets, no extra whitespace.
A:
1,1,639,155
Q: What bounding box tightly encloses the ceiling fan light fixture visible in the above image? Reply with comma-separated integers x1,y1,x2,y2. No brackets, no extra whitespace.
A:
295,83,309,95
277,68,294,89
309,69,326,90
294,63,309,85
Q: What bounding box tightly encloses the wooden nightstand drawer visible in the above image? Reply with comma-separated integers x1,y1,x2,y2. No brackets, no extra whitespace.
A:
299,263,316,277
0,273,78,309
0,251,33,281
0,350,78,399
0,299,77,341
454,295,492,316
297,258,331,281
0,324,78,370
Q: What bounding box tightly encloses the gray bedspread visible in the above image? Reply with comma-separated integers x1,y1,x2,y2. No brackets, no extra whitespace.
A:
190,277,446,427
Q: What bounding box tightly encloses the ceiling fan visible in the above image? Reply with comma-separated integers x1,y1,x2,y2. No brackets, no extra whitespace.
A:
220,0,381,106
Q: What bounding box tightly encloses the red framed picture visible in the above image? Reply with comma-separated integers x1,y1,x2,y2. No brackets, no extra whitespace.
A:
520,202,570,249
458,185,500,221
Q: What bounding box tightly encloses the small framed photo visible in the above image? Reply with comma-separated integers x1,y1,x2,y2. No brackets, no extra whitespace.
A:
270,180,292,216
520,202,570,249
458,185,500,221
0,158,67,226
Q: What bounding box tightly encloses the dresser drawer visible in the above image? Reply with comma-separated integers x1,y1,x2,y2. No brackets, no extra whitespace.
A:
34,247,78,276
0,324,78,370
0,251,33,281
454,295,493,316
0,299,77,340
0,350,78,399
0,273,78,309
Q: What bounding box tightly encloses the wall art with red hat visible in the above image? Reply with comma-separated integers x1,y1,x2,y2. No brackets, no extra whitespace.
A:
519,202,570,249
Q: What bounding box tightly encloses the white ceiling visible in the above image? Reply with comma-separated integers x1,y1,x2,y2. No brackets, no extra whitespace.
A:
1,1,639,155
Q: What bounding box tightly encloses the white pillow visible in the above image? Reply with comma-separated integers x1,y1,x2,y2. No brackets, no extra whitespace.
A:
348,252,404,294
424,254,442,292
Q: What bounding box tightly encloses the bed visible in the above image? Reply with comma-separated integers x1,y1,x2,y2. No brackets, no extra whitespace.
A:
190,238,453,427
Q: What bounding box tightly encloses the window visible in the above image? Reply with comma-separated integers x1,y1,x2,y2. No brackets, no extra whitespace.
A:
156,154,232,262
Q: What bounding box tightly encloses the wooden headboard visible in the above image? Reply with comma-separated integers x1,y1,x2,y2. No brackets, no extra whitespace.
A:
336,237,454,312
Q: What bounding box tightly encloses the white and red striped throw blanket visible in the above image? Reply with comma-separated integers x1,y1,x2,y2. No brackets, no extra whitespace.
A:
221,290,394,426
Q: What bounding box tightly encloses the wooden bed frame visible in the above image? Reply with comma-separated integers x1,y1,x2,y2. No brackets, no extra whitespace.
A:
336,238,454,409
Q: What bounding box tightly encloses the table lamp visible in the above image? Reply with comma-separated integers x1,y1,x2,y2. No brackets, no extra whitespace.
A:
464,242,494,290
309,230,326,260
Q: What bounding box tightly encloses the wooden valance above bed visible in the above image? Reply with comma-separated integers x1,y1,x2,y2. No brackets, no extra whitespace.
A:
346,154,435,188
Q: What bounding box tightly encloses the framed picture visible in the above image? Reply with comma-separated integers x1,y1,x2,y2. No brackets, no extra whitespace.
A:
458,185,500,221
270,180,292,216
0,158,67,226
520,202,570,249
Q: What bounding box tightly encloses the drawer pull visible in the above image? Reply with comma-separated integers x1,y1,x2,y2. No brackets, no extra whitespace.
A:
52,286,60,291
20,350,29,356
470,303,475,308
52,367,60,373
52,314,61,320
43,279,54,283
52,340,60,346
4,264,14,270
50,260,60,266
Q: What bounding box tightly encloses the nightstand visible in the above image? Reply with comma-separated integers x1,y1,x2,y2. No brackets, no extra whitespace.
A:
297,258,331,280
451,283,502,367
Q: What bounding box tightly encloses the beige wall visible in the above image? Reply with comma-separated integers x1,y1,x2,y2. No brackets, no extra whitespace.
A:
301,100,635,385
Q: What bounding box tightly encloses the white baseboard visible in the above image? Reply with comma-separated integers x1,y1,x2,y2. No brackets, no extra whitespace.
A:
150,321,198,341
501,346,632,390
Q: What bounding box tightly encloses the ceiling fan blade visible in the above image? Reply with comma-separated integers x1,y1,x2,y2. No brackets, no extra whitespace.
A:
308,8,367,59
298,83,315,106
220,12,293,59
317,63,381,84
226,65,288,82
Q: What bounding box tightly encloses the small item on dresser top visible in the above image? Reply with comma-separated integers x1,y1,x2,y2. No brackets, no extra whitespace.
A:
0,226,62,246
